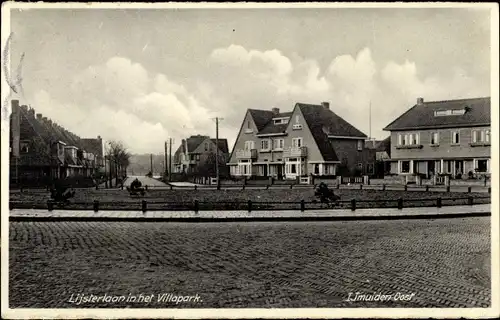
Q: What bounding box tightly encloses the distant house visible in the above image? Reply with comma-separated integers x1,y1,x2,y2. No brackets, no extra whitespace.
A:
227,102,376,180
365,137,391,178
173,134,230,177
383,97,490,179
9,99,103,186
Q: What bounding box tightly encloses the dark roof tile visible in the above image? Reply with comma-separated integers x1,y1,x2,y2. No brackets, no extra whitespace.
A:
384,97,490,131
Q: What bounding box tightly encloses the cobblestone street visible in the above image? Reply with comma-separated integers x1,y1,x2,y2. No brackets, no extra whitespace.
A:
9,217,490,308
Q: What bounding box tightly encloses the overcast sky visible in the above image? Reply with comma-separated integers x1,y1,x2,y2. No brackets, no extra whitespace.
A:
8,6,492,154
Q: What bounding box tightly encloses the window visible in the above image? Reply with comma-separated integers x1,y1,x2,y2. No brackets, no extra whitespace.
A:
314,164,320,174
274,138,284,150
292,138,303,148
244,141,254,150
195,154,200,161
204,143,208,151
452,131,460,144
357,140,363,151
473,129,490,143
20,141,29,153
411,133,419,145
247,120,251,129
261,139,270,151
357,163,363,170
295,115,300,123
367,163,374,174
400,161,410,173
434,109,465,117
430,132,439,145
477,160,488,172
398,134,402,146
291,164,297,174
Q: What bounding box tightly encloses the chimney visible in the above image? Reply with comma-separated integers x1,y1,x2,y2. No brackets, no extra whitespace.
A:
272,107,280,115
97,135,101,140
42,116,48,122
47,119,52,125
321,101,330,109
20,105,28,113
417,97,424,105
36,113,42,120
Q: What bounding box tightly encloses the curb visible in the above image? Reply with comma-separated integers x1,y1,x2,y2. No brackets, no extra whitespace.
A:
9,212,491,223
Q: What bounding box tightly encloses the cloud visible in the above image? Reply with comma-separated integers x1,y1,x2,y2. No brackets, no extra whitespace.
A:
29,46,489,154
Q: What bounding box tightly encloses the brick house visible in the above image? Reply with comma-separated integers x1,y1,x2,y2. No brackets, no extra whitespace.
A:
227,102,376,180
9,99,103,186
383,97,491,179
173,135,230,177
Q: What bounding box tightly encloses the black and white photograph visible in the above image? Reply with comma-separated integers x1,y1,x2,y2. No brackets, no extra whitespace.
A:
1,2,498,319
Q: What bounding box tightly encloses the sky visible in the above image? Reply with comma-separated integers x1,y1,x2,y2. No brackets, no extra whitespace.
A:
7,5,492,154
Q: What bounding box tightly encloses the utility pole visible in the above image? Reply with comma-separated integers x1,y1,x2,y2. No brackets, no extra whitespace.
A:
212,117,224,190
169,137,173,182
150,153,153,176
167,141,170,181
369,100,372,141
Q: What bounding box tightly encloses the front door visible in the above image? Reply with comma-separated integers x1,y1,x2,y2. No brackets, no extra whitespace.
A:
455,160,464,178
427,161,435,178
277,165,283,179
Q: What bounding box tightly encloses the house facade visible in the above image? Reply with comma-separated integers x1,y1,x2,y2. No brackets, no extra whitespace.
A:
173,135,229,176
9,99,103,186
383,97,491,179
227,102,375,180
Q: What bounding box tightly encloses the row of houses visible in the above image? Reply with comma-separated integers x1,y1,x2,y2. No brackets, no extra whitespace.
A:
9,100,105,186
173,97,491,182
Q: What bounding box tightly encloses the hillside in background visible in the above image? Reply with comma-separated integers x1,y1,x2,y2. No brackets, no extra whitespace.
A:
127,154,169,176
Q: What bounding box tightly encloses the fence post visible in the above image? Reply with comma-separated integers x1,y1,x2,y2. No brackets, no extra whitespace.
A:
351,199,356,211
382,184,386,191
290,184,293,189
360,184,363,190
95,184,99,190
437,197,442,208
300,200,305,212
468,197,473,206
194,185,197,191
488,187,491,194
266,185,270,190
142,200,147,213
446,186,450,193
145,185,148,191
248,200,252,213
425,185,429,192
468,186,472,193
194,200,199,214
242,185,246,190
93,200,99,212
121,184,124,190
337,183,340,189
47,200,54,212
404,185,407,191
397,198,403,210
170,185,173,190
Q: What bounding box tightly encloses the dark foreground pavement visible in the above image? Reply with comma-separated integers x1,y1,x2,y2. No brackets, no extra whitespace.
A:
9,217,490,308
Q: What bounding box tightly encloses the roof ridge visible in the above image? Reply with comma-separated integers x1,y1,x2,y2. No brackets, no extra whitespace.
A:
424,96,490,104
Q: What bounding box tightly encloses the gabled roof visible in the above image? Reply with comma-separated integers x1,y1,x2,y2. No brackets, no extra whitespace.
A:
297,103,367,162
255,112,293,135
210,139,229,154
248,109,276,132
383,97,491,131
81,138,103,157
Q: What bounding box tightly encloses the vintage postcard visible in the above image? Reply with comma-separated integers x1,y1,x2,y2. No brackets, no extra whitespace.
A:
1,2,498,319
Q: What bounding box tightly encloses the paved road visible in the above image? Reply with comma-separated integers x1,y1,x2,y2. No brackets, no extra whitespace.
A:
9,217,490,308
124,175,168,187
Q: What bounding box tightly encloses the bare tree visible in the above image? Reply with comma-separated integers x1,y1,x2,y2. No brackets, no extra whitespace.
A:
105,140,131,187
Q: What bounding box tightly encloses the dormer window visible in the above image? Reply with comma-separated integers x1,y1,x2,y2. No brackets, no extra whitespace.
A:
434,109,466,117
273,118,289,125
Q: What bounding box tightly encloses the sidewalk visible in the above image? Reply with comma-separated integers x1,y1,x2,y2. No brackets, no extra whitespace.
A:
9,204,491,222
